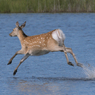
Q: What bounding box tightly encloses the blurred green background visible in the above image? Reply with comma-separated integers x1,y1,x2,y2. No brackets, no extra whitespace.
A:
0,0,95,13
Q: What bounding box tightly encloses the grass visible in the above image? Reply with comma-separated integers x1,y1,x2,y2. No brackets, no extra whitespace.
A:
0,0,95,13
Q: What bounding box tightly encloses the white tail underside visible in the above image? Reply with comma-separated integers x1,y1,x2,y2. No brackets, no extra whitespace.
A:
52,29,65,46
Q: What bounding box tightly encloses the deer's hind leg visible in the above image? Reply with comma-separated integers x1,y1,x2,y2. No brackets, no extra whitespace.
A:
62,45,74,66
65,47,83,67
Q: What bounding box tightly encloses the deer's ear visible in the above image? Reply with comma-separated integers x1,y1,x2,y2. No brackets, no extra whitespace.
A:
16,21,19,28
21,21,26,28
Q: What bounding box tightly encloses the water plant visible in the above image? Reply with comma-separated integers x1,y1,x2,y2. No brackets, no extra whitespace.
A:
0,0,95,13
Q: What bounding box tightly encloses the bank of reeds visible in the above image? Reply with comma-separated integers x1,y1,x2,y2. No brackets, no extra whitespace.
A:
0,0,95,13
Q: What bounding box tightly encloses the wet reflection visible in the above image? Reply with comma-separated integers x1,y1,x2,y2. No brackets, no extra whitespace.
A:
8,76,94,95
11,77,63,95
7,77,67,95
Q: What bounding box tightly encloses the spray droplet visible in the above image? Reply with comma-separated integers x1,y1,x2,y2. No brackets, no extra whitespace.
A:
83,65,95,79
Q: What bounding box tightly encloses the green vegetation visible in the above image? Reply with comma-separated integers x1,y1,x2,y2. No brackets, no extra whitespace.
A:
0,0,95,13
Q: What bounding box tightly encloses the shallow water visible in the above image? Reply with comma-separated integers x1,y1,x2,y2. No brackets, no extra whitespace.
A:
0,13,95,95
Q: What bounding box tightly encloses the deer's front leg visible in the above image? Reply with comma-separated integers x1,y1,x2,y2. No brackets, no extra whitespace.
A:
7,50,23,65
13,53,30,75
7,52,18,65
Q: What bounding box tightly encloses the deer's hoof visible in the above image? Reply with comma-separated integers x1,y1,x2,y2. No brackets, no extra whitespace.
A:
68,62,74,66
7,60,12,65
77,63,83,68
13,69,17,75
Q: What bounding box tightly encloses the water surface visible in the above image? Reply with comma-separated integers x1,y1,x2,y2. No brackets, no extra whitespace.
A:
0,13,95,95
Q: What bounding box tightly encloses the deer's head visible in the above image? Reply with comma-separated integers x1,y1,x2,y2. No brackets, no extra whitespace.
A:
9,21,26,37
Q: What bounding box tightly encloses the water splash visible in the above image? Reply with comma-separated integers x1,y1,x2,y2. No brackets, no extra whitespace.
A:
83,65,95,79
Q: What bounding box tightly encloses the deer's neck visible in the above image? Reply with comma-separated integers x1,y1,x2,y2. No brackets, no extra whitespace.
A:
18,30,27,42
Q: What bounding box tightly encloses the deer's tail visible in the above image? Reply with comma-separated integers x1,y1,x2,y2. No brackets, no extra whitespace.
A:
52,29,65,46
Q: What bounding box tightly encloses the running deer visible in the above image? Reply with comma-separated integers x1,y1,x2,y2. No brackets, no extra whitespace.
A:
8,21,83,75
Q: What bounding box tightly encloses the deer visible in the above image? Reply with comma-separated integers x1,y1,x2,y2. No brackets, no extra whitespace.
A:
8,21,83,75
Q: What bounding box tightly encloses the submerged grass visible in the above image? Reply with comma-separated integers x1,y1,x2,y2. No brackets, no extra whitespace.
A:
0,0,95,13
